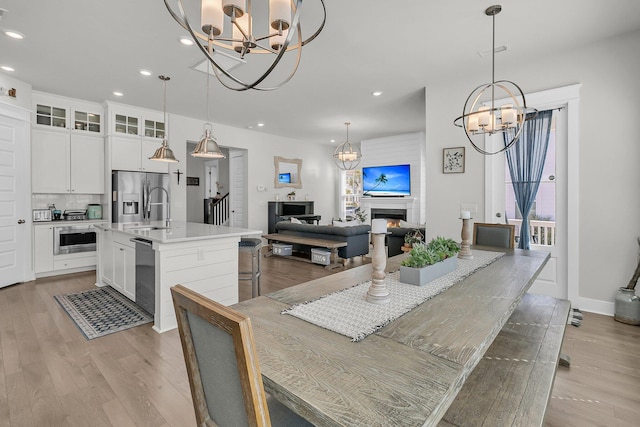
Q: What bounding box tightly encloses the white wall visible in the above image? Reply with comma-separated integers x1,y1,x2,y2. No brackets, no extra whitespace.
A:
361,132,427,223
425,29,640,313
185,142,207,223
168,114,338,234
0,73,32,111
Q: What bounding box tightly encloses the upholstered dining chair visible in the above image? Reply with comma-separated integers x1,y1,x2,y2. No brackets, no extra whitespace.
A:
171,285,311,427
473,223,516,249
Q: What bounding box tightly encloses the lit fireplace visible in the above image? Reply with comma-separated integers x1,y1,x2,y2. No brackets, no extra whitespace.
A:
370,208,407,228
387,219,402,228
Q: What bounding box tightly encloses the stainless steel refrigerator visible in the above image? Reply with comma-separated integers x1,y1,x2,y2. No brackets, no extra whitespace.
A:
112,171,170,223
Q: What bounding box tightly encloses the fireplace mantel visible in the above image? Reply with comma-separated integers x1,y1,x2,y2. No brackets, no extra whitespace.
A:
360,197,419,224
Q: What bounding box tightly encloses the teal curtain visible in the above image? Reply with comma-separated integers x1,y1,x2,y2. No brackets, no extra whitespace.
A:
504,110,553,249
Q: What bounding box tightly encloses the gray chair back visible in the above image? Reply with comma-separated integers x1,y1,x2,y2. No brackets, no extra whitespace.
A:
473,223,516,249
171,285,269,427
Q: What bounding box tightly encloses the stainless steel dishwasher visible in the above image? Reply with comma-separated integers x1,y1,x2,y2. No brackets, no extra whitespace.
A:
131,238,155,315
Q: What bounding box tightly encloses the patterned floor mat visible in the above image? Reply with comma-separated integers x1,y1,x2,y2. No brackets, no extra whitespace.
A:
54,286,153,339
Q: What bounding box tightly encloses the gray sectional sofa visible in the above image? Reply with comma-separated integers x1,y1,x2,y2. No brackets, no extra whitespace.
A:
274,222,371,259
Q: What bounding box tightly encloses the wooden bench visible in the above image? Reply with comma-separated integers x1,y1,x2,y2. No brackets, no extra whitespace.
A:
439,293,571,427
262,233,348,270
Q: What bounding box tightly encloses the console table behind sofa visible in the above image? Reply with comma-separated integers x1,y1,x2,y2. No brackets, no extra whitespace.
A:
274,221,371,260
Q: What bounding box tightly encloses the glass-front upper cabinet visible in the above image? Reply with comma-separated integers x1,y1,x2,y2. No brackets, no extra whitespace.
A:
144,119,165,138
74,110,101,133
33,92,104,134
115,114,139,136
36,103,67,128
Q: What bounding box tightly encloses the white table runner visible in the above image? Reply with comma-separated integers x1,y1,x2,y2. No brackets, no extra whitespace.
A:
283,250,504,341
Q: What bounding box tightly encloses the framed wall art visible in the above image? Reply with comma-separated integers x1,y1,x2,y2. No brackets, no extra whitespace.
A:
443,147,465,174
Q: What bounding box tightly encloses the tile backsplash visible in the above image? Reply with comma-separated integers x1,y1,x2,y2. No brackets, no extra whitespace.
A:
32,194,103,211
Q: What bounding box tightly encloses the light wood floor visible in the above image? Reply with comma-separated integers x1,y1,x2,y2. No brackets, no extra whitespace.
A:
1,255,638,426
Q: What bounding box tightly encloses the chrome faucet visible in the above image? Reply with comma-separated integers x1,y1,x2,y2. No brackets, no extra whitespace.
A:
145,186,171,227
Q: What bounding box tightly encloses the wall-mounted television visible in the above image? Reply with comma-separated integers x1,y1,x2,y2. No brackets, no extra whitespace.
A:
278,172,291,184
362,164,411,197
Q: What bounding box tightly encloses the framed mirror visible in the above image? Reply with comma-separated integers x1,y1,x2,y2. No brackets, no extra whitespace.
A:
274,156,302,189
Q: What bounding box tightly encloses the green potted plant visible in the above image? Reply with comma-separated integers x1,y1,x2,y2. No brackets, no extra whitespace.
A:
400,236,460,286
403,229,424,250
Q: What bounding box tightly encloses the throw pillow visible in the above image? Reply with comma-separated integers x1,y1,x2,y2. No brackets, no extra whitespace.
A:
291,217,303,224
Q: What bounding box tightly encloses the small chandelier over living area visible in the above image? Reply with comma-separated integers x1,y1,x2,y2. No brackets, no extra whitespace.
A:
333,122,362,170
164,0,326,91
453,5,537,155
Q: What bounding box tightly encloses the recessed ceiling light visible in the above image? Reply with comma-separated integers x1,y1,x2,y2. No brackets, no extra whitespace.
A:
257,123,265,127
1,65,15,72
372,91,383,97
247,125,254,129
330,139,336,143
4,30,24,40
179,36,194,46
139,69,152,76
113,91,123,97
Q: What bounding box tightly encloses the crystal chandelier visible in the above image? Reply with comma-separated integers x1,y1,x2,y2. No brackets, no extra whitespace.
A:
333,122,361,170
149,75,179,163
453,5,536,155
164,0,326,91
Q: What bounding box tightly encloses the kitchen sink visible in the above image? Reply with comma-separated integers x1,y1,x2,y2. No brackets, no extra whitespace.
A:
124,225,170,231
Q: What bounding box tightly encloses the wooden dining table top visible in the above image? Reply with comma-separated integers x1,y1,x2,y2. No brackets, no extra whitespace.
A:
233,248,550,427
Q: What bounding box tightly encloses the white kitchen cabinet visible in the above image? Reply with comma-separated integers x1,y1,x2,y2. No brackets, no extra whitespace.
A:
32,128,105,194
33,224,54,273
112,233,136,301
33,92,103,134
34,222,104,277
98,229,114,286
110,136,168,173
107,102,169,173
53,253,96,271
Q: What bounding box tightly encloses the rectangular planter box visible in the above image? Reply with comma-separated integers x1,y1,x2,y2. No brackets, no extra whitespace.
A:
400,256,458,286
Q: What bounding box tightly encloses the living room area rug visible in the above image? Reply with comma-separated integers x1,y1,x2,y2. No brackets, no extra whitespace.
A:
54,286,153,340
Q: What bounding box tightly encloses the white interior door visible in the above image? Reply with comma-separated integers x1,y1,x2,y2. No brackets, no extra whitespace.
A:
228,149,247,228
205,161,218,198
486,107,568,299
0,104,31,288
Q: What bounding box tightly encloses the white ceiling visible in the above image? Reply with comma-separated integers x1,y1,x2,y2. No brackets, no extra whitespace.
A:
1,0,640,145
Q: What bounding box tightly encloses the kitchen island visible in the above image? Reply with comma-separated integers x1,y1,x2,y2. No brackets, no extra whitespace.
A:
95,221,261,332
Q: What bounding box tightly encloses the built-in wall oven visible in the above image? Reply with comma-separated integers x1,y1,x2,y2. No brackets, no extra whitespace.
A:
54,225,97,255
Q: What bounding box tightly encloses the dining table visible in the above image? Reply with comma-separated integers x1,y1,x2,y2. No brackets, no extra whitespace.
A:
233,247,550,426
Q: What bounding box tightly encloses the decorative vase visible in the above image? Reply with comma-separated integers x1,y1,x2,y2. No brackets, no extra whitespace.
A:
614,287,640,325
400,256,458,286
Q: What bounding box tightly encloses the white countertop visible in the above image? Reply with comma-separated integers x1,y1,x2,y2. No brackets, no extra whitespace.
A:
33,219,108,226
95,221,262,244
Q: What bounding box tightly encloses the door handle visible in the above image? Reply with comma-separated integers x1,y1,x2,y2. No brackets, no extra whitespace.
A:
17,219,25,224
495,212,502,218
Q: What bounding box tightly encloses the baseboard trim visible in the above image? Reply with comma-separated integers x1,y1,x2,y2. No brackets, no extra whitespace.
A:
576,296,614,316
